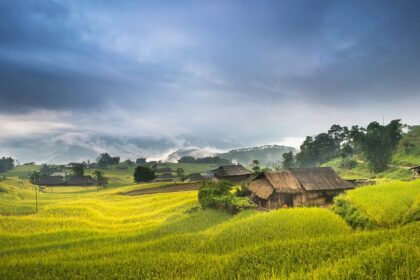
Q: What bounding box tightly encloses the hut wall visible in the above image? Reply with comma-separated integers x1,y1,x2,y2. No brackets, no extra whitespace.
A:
265,193,303,209
304,190,344,206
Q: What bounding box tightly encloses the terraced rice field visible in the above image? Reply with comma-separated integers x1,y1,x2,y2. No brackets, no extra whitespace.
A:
0,178,419,279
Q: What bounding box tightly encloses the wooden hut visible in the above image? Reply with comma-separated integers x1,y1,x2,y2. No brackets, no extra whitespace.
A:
153,172,175,182
248,167,354,209
184,173,205,182
156,167,173,173
37,176,65,186
211,165,252,182
66,175,96,186
409,166,420,178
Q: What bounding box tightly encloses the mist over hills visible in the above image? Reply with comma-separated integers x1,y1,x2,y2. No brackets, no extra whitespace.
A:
167,145,297,167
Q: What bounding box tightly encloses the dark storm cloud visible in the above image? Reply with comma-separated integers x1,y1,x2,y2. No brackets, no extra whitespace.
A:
1,0,420,111
1,0,420,162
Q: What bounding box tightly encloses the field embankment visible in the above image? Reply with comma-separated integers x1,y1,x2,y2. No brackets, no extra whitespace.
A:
123,182,202,196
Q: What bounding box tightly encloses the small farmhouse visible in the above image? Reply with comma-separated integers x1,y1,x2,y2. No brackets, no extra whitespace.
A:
248,167,354,209
37,175,96,186
153,172,175,182
184,173,205,182
38,175,65,186
67,175,96,186
156,167,173,173
211,165,252,182
409,166,420,178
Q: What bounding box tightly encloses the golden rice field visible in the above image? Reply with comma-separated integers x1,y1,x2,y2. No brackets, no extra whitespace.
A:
0,177,419,279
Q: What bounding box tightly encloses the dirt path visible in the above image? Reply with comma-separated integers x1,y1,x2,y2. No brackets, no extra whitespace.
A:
122,182,203,196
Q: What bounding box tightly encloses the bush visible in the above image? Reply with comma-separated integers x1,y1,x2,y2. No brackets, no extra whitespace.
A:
133,166,156,183
234,182,251,197
198,181,255,214
339,158,357,169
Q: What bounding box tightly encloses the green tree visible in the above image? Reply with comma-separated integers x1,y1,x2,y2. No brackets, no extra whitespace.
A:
0,157,15,174
72,164,85,176
176,167,185,179
134,166,156,183
29,171,41,185
295,133,338,167
93,170,105,181
97,153,120,168
282,151,295,169
251,160,260,174
350,119,403,172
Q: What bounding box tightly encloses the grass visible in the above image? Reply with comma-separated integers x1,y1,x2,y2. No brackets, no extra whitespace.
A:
0,174,419,279
334,180,420,228
393,125,420,166
324,157,413,180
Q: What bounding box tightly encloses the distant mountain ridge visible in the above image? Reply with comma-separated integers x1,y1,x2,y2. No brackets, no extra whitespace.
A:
219,145,296,167
166,145,297,167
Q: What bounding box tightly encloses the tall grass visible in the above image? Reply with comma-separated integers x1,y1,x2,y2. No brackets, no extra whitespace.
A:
333,180,420,228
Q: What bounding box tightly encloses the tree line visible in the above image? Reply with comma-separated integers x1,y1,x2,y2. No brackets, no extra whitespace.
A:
177,156,231,165
282,119,404,173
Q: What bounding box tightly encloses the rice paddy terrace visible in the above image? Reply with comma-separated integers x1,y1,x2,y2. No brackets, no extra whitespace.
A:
0,177,419,279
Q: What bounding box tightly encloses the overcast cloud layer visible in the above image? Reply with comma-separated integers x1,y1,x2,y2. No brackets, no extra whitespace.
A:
1,0,419,163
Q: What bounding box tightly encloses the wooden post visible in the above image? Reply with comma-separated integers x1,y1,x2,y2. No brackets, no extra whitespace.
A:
35,186,38,213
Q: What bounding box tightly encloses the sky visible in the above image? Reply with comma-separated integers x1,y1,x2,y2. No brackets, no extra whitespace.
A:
1,0,420,163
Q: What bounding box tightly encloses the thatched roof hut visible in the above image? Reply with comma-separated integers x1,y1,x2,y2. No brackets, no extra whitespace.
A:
248,167,354,209
153,172,176,182
37,176,65,186
156,167,173,173
211,165,252,182
184,173,205,182
67,175,96,186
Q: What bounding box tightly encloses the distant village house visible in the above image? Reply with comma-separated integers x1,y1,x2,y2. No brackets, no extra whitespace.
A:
211,165,252,182
37,175,97,186
153,172,175,182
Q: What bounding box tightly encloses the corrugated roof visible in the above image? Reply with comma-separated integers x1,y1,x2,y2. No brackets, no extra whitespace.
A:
290,167,355,191
212,165,252,176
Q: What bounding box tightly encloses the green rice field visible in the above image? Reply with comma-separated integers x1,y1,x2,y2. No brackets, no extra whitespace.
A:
0,177,419,279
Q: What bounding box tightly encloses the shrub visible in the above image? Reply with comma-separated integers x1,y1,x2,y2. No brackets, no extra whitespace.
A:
234,182,251,197
339,158,357,169
198,180,255,214
332,195,377,229
133,166,156,182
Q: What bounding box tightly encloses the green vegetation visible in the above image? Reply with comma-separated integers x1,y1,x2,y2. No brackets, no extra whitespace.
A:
351,120,403,172
0,171,419,279
5,164,40,178
393,125,420,166
0,156,15,175
324,157,413,180
198,180,255,213
133,165,156,182
333,180,420,228
294,120,415,179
